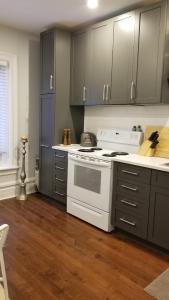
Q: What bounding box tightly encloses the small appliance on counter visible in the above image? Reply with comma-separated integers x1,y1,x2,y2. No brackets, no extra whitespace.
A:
80,132,97,147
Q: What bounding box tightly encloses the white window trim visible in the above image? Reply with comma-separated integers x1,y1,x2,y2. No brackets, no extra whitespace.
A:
0,52,18,169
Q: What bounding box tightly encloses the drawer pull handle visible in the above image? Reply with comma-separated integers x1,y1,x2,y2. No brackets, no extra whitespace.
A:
40,144,49,148
55,166,65,170
120,199,137,207
55,155,65,159
55,177,64,183
54,191,65,197
120,218,136,227
121,184,137,192
122,170,139,176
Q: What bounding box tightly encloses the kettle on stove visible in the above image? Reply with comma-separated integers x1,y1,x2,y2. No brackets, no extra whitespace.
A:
80,132,97,147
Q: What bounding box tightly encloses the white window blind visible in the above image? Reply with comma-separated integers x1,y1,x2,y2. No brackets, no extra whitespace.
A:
0,60,9,158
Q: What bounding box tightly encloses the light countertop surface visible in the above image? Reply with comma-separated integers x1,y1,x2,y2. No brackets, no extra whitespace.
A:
52,144,169,172
52,144,81,151
112,154,169,172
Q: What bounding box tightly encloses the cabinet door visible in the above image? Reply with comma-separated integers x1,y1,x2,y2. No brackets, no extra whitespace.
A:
134,4,165,104
40,30,55,94
71,31,89,105
39,94,55,197
110,12,136,104
39,147,53,196
40,94,55,147
148,187,169,250
89,20,113,105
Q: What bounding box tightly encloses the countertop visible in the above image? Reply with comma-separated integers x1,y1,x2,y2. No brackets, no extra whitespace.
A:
52,144,169,172
52,144,81,151
112,154,169,172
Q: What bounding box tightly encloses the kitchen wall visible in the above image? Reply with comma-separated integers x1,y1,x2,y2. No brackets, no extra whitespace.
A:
0,25,40,200
84,105,169,134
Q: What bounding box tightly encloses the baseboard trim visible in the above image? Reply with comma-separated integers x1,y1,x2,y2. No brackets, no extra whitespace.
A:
0,177,36,201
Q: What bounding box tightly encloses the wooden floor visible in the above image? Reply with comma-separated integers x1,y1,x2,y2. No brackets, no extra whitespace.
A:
0,194,169,300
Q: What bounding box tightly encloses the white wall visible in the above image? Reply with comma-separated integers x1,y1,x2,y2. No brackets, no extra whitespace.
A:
84,105,169,134
0,25,40,200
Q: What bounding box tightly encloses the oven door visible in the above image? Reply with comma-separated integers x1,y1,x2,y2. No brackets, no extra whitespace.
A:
67,154,112,212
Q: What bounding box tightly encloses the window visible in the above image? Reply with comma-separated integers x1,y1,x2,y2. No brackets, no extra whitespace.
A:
0,60,10,164
0,53,17,167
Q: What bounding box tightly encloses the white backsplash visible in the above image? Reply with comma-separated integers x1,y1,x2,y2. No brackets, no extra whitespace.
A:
84,105,169,134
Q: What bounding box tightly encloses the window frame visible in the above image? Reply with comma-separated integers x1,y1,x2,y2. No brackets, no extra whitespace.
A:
0,52,18,168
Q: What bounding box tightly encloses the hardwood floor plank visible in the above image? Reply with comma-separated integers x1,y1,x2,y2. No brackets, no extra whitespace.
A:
0,193,168,300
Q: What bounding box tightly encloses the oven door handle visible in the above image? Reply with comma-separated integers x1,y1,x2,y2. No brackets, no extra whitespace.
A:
69,155,110,168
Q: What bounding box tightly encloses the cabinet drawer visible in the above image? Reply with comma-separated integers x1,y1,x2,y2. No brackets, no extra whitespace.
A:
53,181,67,204
151,170,169,190
116,163,151,184
54,179,67,192
114,209,148,239
54,161,67,171
115,194,149,216
116,180,150,201
54,150,68,164
54,168,67,182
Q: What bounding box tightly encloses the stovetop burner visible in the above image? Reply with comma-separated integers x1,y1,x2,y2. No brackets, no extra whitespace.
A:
78,149,94,153
102,151,129,157
91,147,102,151
78,147,103,153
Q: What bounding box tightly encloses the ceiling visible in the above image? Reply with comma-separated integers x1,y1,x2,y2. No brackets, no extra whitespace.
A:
0,0,154,34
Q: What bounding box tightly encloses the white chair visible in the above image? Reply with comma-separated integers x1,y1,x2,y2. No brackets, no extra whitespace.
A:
0,225,9,300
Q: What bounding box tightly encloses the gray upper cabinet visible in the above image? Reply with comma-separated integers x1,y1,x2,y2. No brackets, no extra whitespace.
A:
110,12,136,104
89,20,113,105
71,30,89,105
40,30,55,94
70,1,169,106
133,3,166,104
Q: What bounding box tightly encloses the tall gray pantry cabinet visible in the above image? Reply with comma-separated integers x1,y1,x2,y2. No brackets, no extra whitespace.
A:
39,29,84,201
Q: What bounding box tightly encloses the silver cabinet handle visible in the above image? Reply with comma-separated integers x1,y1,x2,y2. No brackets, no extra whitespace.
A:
103,85,106,102
55,177,65,183
106,85,110,102
120,199,137,208
122,170,139,176
55,155,65,159
120,218,136,227
121,184,138,192
82,86,87,102
40,144,49,148
130,81,136,102
50,74,53,90
54,191,65,197
55,165,65,170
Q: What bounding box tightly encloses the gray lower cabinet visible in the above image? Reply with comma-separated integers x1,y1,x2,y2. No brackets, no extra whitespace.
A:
112,162,151,239
112,162,169,251
52,150,68,205
39,28,84,201
39,94,55,197
148,170,169,250
39,147,53,197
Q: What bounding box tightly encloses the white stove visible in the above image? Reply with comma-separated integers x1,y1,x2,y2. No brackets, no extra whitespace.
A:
67,129,143,232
